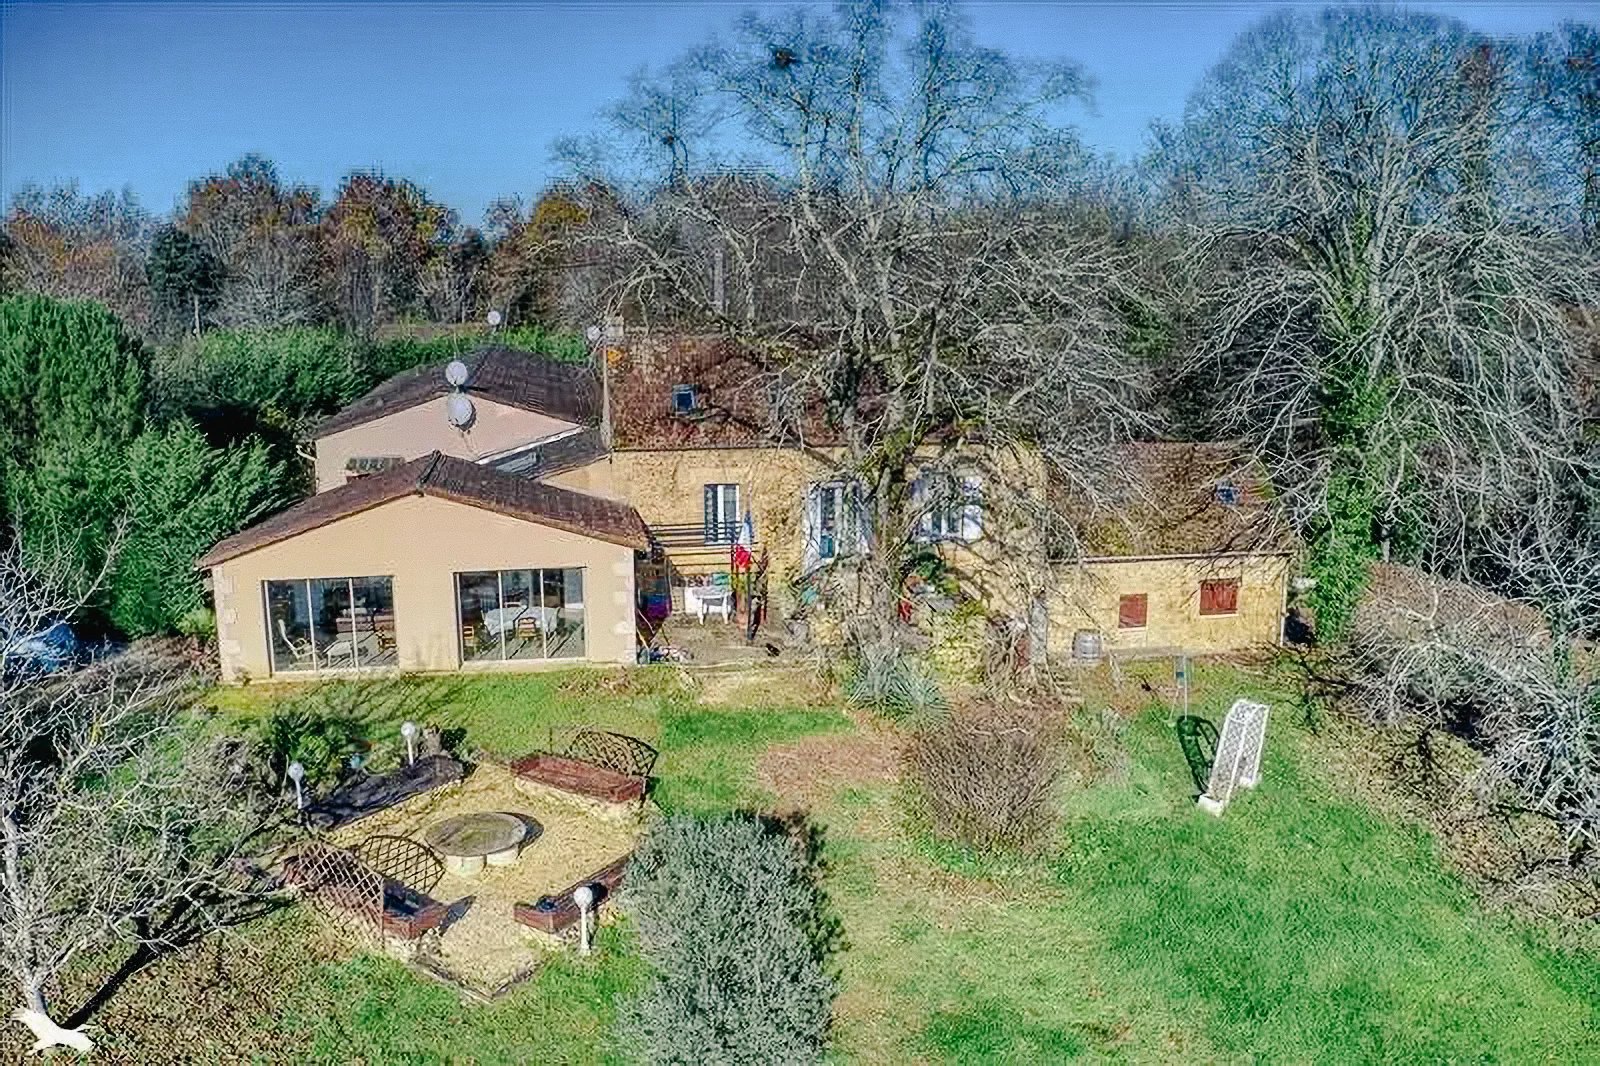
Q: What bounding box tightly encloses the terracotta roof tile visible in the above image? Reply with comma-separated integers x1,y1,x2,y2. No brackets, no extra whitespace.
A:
1056,442,1295,558
608,332,839,449
198,452,646,567
314,347,598,438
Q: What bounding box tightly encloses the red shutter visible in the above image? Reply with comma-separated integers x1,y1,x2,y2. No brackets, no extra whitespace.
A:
1200,579,1239,616
1118,593,1148,628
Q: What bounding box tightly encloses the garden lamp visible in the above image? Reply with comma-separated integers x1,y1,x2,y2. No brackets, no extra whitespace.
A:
574,884,595,956
401,720,418,766
286,761,305,810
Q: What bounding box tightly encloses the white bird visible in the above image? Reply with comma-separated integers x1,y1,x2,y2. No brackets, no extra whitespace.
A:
11,1007,94,1055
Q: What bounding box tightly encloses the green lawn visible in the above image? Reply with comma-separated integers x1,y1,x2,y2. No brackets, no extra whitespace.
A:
41,662,1600,1063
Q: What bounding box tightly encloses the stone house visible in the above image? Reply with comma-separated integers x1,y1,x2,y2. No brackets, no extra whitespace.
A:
200,334,1292,681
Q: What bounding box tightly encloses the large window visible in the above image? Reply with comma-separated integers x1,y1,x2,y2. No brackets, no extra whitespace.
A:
265,576,395,674
805,480,867,566
703,484,740,544
457,568,586,663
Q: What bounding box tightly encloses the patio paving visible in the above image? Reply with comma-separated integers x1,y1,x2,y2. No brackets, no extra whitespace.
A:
328,761,639,994
647,615,793,665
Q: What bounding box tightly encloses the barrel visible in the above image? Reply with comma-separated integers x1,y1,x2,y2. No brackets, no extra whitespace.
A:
1073,629,1104,662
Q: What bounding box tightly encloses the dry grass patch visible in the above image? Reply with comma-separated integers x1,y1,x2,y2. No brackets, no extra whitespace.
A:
756,726,901,815
694,664,836,709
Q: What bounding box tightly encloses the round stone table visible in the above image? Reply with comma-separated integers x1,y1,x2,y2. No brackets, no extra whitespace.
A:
423,812,528,877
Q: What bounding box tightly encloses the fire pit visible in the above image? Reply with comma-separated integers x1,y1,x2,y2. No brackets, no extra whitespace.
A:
422,811,529,876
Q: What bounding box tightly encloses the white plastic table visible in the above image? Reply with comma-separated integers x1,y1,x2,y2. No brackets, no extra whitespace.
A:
682,586,733,623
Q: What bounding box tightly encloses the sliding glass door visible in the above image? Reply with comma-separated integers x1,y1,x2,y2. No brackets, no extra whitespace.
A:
265,576,396,674
456,568,585,663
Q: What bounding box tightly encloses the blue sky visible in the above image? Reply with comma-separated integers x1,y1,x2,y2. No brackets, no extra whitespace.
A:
1,1,1591,225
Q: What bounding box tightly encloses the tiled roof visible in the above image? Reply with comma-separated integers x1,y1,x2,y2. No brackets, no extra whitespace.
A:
608,332,840,449
530,427,609,478
1056,442,1295,558
313,347,599,439
197,452,647,567
1355,562,1548,650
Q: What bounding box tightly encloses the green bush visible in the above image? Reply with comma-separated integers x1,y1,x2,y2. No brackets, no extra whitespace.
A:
362,323,587,381
256,708,367,789
621,812,840,1065
0,294,149,595
150,327,364,442
176,605,216,644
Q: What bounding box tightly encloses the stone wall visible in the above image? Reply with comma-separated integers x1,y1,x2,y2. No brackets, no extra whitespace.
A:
1044,553,1289,658
547,447,844,605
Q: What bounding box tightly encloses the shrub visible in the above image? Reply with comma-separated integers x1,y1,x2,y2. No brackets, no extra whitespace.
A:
621,812,840,1065
150,327,364,441
926,601,989,683
906,702,1067,854
176,606,216,644
844,644,945,721
255,708,367,789
361,323,588,381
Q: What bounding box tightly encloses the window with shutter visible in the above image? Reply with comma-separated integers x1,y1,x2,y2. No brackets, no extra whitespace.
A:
1199,578,1239,616
703,484,739,543
1118,593,1148,629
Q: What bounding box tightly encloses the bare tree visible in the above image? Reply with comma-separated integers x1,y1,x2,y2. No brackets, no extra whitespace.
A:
567,1,1153,642
1528,22,1600,246
180,155,324,329
0,538,279,1052
1157,7,1600,637
0,182,152,329
1346,563,1600,913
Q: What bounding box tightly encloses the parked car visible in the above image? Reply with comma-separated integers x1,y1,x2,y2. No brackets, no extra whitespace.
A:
2,620,83,677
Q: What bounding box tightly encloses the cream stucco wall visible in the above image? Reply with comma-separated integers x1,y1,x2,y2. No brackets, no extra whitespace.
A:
314,397,579,491
209,494,637,682
1046,554,1289,657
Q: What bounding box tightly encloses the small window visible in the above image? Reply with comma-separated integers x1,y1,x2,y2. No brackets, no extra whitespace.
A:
916,472,981,542
671,384,698,415
345,455,404,480
1118,593,1148,629
704,483,740,544
1215,482,1241,506
1199,578,1240,616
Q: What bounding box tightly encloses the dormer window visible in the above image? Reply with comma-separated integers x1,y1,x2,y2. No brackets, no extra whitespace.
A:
1215,482,1241,507
670,384,698,415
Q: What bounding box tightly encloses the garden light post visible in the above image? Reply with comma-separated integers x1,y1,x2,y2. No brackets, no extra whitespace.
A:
574,884,594,956
401,720,418,766
287,761,306,812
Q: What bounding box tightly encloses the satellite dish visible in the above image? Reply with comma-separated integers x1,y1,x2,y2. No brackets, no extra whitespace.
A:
444,359,470,388
445,392,475,428
585,324,602,343
486,309,503,327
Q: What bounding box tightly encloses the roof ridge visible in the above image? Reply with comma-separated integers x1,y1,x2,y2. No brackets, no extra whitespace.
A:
415,451,445,490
